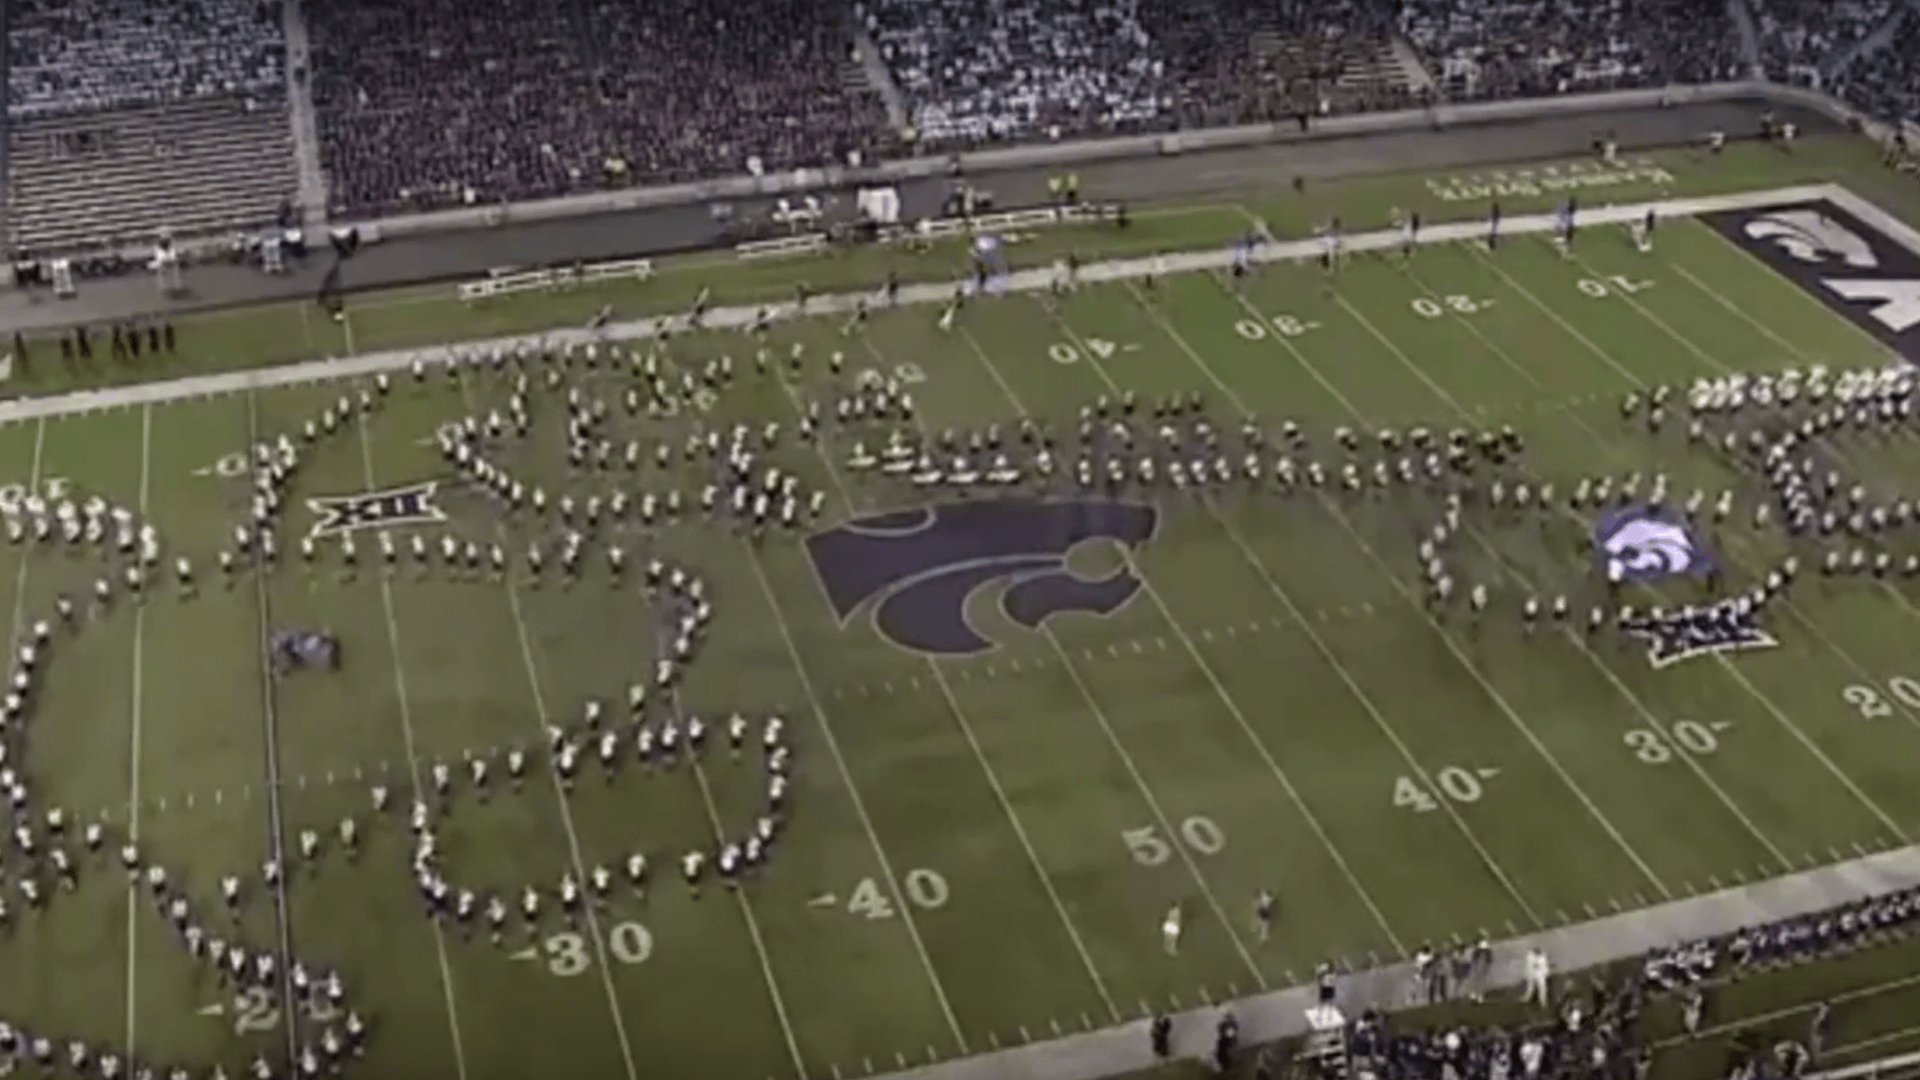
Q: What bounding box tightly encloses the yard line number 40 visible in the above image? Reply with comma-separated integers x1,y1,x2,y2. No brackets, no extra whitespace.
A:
1393,766,1498,812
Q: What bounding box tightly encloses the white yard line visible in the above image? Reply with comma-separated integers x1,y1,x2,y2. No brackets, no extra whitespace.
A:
124,403,152,1052
241,389,303,1064
946,320,1393,960
1212,276,1672,897
686,762,810,1079
0,187,1844,428
737,545,972,1052
776,359,1127,1016
428,370,643,1080
1548,241,1909,842
1123,286,1550,924
1387,258,1795,871
341,405,475,1080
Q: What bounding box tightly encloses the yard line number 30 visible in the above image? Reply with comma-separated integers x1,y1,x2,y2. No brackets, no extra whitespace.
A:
543,922,654,976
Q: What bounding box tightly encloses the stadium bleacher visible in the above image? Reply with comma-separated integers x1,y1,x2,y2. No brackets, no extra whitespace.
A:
1399,0,1748,101
1750,0,1900,88
4,0,294,255
1831,9,1920,128
304,0,894,220
4,0,1920,258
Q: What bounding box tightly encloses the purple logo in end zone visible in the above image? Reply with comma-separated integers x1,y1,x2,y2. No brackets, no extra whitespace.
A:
1591,505,1711,582
804,497,1158,655
1701,199,1920,363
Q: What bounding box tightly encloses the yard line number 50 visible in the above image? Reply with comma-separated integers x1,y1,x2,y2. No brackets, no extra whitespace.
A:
1123,815,1226,865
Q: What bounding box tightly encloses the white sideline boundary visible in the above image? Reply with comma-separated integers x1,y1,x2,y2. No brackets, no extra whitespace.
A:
11,179,1920,1080
0,182,1859,428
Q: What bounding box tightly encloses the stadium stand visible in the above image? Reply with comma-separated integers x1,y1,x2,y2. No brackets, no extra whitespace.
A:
305,0,894,220
1140,0,1411,128
1832,9,1920,127
1317,887,1920,1080
858,0,1411,147
1398,0,1748,101
4,0,294,255
1750,0,1901,88
857,0,1168,146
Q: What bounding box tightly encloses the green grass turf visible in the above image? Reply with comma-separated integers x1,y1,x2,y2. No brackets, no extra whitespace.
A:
7,133,1920,1080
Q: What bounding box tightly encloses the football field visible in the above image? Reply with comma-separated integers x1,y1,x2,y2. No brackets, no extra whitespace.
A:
10,151,1920,1080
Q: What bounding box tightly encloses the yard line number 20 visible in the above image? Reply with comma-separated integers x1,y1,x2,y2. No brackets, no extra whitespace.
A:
1842,675,1920,720
231,987,339,1034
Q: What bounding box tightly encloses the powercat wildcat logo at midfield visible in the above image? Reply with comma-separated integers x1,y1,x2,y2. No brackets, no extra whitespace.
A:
804,498,1157,655
1704,200,1920,360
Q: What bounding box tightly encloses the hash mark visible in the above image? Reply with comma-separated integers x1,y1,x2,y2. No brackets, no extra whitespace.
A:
863,1059,874,1075
1554,910,1570,924
1107,644,1118,657
926,1046,937,1063
1607,896,1622,912
1852,840,1869,856
895,1053,907,1069
157,797,166,812
1504,919,1520,935
1018,1027,1031,1044
215,789,223,806
908,677,920,691
1361,602,1375,615
833,1065,846,1080
1581,902,1597,918
1080,1013,1092,1031
1707,874,1722,889
1049,1018,1062,1037
185,793,194,809
1828,846,1845,862
1132,640,1144,653
1226,981,1239,997
985,665,997,677
1009,659,1021,672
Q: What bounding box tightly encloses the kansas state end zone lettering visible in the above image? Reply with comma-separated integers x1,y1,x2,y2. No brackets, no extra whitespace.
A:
804,498,1157,655
1704,200,1920,361
307,480,447,537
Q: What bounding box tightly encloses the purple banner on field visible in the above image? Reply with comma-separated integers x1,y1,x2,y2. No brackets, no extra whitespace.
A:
1699,199,1920,364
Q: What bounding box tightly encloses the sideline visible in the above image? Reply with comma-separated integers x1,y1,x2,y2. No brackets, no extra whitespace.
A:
886,844,1920,1080
0,183,1837,427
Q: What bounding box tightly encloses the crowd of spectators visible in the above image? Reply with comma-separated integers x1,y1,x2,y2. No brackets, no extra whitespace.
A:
1141,0,1409,129
858,0,1167,146
5,0,284,119
305,0,892,219
1398,0,1747,100
1831,10,1920,128
1751,0,1899,88
1332,886,1920,1080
